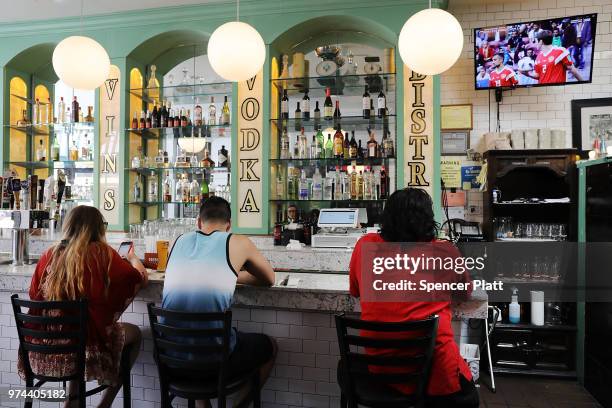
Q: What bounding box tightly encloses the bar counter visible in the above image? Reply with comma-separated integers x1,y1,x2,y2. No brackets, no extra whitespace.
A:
0,233,487,407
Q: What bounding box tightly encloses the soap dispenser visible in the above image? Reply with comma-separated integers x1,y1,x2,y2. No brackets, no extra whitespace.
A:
509,287,521,324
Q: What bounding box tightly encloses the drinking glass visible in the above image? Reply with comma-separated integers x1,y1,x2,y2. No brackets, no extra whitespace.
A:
541,224,552,239
532,256,542,279
525,223,535,239
550,224,561,240
559,224,567,241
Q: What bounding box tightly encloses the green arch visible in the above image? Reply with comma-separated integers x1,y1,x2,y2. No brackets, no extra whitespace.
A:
5,42,58,83
127,29,211,76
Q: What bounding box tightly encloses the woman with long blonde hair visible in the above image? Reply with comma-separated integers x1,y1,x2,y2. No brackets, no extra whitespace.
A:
20,206,147,408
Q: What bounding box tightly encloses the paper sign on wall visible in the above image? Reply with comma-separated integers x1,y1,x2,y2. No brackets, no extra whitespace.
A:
99,65,121,226
236,72,264,229
440,157,462,189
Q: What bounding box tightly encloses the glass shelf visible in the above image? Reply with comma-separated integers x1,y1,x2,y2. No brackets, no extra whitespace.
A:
129,82,233,104
271,73,396,95
5,122,95,136
7,160,95,169
270,199,386,203
128,201,203,207
270,157,394,166
10,93,50,105
127,166,229,174
127,125,231,140
270,115,395,131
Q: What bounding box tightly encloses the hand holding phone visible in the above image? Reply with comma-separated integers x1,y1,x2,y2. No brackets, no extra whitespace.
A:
118,241,134,259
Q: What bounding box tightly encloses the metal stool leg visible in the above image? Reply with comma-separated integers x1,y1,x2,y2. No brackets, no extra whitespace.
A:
484,316,496,393
121,346,132,408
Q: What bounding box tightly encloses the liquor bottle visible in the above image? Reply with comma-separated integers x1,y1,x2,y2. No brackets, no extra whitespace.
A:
350,166,357,200
200,176,209,201
132,176,142,202
87,140,93,161
146,111,152,129
139,111,146,129
324,134,333,159
69,140,79,161
81,136,89,160
281,89,289,120
312,168,323,200
293,135,300,159
161,101,168,127
33,99,40,125
147,171,157,202
152,101,159,128
310,135,317,159
358,140,365,158
163,150,169,167
349,131,358,159
72,96,79,123
314,101,321,128
377,89,386,118
58,97,66,123
333,100,341,127
78,107,84,123
363,167,372,200
324,168,334,200
316,128,324,158
302,91,310,121
189,178,200,203
131,112,138,129
357,171,364,200
276,172,285,199
47,98,54,124
208,97,216,125
294,102,302,131
367,130,378,158
52,136,60,161
163,171,172,202
222,96,230,125
333,167,343,200
218,145,229,167
380,165,388,199
154,149,164,168
180,109,188,128
333,126,344,158
194,98,203,126
174,174,183,202
36,139,46,162
298,128,308,159
181,174,190,203
362,85,371,119
323,88,333,120
369,99,376,124
132,146,142,168
298,170,309,200
273,210,283,246
155,101,162,126
173,108,180,128
343,132,350,159
200,145,215,168
341,169,351,200
383,130,395,158
280,128,290,159
287,165,296,200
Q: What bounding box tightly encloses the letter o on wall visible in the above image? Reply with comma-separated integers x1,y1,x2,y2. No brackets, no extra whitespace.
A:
241,98,260,121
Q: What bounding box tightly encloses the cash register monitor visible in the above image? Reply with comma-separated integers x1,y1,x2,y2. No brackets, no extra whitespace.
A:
317,208,359,229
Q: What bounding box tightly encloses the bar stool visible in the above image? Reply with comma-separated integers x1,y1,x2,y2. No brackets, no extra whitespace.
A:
11,294,132,408
147,304,260,408
335,314,439,408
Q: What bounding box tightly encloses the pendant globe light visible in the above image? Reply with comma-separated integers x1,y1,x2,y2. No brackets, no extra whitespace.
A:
398,0,463,76
207,0,266,81
52,0,110,90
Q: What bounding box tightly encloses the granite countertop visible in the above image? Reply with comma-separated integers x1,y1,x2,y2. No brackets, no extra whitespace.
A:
0,263,488,317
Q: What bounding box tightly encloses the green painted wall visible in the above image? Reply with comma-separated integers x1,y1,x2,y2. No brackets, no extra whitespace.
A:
0,0,446,232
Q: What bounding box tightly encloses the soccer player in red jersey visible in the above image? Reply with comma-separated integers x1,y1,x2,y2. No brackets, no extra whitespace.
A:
488,53,518,88
524,30,584,84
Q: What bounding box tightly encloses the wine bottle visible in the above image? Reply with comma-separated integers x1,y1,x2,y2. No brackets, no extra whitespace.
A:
302,91,310,121
333,100,341,127
222,96,230,125
349,131,358,159
316,128,324,158
369,99,376,125
161,101,168,127
294,102,302,132
343,132,350,159
72,96,79,123
377,89,386,118
139,111,146,129
180,109,188,128
325,134,333,159
367,129,378,158
362,85,371,119
152,101,159,128
194,98,203,126
334,126,344,158
146,111,152,129
380,165,389,199
58,97,66,124
323,88,333,121
358,139,365,158
314,101,321,128
131,112,138,129
281,89,289,120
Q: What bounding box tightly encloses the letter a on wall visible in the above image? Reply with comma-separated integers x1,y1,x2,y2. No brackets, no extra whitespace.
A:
236,71,264,229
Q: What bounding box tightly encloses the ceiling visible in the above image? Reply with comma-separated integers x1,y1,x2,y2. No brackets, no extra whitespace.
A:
0,0,226,23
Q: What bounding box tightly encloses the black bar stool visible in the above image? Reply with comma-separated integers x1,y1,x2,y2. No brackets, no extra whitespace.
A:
11,294,132,408
335,314,439,408
147,303,260,408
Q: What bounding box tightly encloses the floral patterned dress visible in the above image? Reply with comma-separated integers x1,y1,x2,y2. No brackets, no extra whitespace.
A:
18,244,145,385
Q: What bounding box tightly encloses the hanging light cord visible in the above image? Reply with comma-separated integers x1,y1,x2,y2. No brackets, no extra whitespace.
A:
80,0,84,34
236,0,240,21
429,0,432,8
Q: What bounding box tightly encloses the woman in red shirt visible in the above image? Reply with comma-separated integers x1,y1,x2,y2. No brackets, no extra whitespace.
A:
349,188,479,407
20,206,148,408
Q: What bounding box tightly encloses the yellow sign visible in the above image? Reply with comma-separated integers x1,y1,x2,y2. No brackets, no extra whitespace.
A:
236,72,264,229
441,104,473,130
440,157,462,189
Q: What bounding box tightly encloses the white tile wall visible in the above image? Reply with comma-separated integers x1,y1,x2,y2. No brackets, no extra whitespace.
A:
442,0,612,148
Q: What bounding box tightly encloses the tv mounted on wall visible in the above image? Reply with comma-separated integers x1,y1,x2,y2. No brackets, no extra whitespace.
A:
474,13,597,90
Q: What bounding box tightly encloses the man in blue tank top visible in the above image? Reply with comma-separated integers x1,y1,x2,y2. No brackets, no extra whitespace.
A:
163,197,276,407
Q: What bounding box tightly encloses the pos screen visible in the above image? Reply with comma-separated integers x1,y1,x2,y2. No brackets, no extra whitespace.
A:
317,209,359,228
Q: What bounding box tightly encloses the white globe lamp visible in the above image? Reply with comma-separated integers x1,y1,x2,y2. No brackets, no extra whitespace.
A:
52,36,111,90
208,21,266,82
177,137,207,154
398,8,463,75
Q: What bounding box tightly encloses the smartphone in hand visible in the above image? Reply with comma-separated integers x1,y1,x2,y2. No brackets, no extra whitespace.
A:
118,241,134,259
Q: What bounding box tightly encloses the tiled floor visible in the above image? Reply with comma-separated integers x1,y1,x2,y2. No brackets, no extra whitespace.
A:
478,376,603,408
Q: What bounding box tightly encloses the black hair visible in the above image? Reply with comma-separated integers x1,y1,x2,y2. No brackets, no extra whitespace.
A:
380,188,438,242
199,196,231,223
493,52,504,60
538,30,553,45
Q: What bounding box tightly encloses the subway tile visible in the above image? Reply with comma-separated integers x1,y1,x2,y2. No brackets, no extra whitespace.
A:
263,323,290,338
252,309,277,323
289,325,316,340
302,340,330,355
277,311,303,325
289,352,316,367
275,391,302,405
302,313,331,328
302,367,330,382
302,393,330,408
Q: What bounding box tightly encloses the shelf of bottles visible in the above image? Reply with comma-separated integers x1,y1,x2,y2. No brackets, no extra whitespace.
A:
127,66,233,224
269,50,397,229
4,83,96,210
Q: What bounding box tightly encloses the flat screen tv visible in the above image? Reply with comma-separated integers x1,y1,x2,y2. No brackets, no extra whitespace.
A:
474,13,597,90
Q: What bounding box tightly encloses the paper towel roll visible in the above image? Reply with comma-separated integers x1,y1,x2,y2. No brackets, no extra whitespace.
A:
551,129,567,148
511,129,525,149
539,128,552,149
530,290,545,326
524,129,539,149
